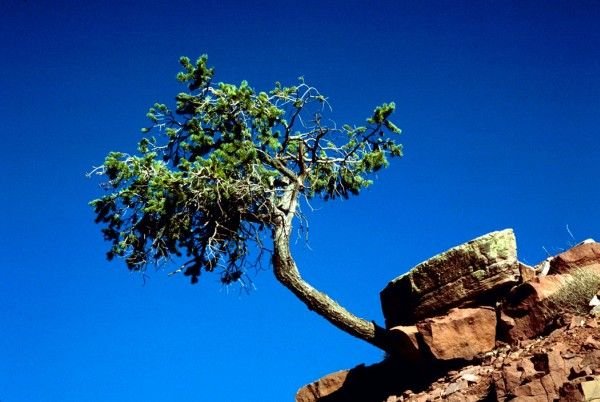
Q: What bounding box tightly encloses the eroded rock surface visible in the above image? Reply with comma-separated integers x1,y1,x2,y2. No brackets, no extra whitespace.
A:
416,307,496,361
498,274,569,343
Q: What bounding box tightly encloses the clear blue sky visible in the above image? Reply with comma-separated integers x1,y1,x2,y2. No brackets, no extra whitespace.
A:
1,1,599,401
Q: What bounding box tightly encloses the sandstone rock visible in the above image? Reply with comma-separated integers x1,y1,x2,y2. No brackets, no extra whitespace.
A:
295,370,348,402
295,360,445,402
381,229,519,326
511,378,547,400
499,275,570,343
559,381,585,401
388,325,422,362
520,262,537,283
584,335,600,350
549,241,600,275
416,307,496,360
545,349,568,389
329,306,598,402
581,350,600,369
568,315,586,329
461,372,480,383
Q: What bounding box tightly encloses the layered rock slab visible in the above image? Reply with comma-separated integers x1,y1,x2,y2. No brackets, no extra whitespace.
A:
381,229,520,326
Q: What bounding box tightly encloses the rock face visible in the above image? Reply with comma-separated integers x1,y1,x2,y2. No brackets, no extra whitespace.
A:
380,229,519,327
416,307,496,360
499,275,569,343
296,316,600,402
388,325,422,362
549,241,600,275
296,370,348,402
296,233,600,402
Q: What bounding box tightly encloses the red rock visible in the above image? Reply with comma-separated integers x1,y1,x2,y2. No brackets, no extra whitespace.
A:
568,315,586,329
517,358,540,381
388,325,422,362
295,370,348,402
416,307,496,360
550,242,600,275
519,262,537,282
540,374,558,400
559,381,585,401
584,335,600,349
581,350,600,369
499,275,570,343
546,349,568,390
511,379,547,400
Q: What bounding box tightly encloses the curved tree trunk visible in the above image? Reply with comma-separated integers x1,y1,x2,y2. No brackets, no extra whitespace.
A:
271,185,393,353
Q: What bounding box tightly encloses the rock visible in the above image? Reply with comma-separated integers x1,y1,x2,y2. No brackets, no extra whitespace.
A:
511,378,547,400
549,241,600,275
499,275,570,343
581,350,600,369
461,373,480,383
442,380,467,396
416,307,496,360
520,262,537,282
559,381,585,401
295,360,447,402
536,257,553,277
381,229,519,326
546,349,568,389
568,315,586,329
388,325,422,362
295,370,348,402
581,378,600,401
584,336,600,350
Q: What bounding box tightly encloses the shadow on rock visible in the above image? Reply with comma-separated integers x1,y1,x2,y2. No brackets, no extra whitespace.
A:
316,358,460,402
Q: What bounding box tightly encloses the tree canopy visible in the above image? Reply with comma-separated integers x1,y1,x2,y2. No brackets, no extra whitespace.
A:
90,55,402,351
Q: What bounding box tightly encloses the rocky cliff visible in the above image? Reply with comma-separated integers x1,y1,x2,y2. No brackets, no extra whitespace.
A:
296,230,600,402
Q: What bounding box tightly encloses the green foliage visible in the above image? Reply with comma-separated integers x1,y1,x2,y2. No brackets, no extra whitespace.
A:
549,268,600,315
91,55,403,284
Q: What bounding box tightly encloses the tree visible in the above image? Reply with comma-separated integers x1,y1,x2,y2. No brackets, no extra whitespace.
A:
90,55,403,352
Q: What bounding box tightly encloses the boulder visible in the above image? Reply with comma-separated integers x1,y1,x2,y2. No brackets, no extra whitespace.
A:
296,370,348,402
549,241,600,275
498,274,569,343
416,307,496,360
388,325,422,362
381,229,519,326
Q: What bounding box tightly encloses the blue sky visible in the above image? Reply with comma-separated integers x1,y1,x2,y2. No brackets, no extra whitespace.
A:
1,1,599,401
